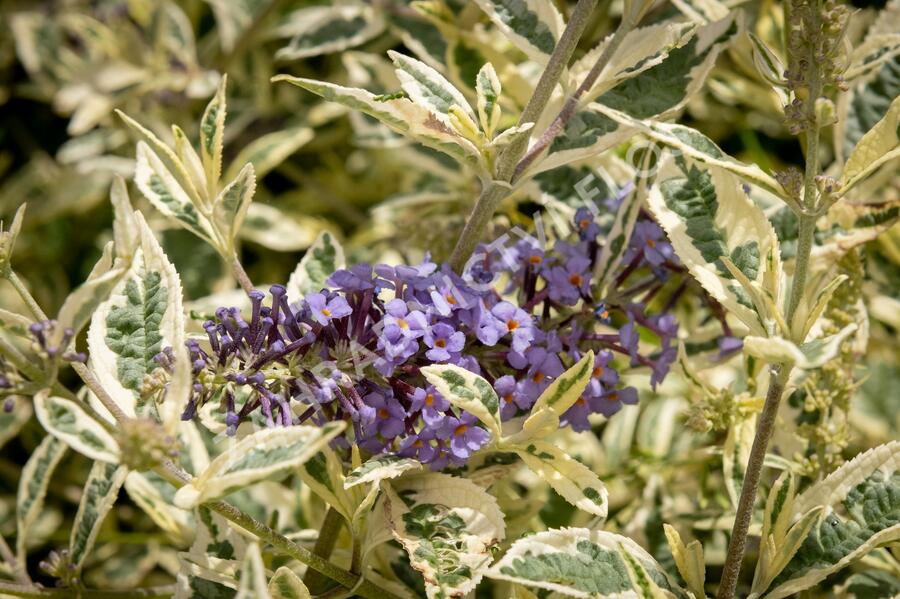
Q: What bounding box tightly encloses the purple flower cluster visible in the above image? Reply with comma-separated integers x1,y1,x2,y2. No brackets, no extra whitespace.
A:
182,208,682,469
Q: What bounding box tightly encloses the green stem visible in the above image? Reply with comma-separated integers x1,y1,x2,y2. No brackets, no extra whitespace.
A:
4,271,47,321
303,507,346,594
0,581,174,598
70,361,130,424
717,7,823,594
447,0,602,272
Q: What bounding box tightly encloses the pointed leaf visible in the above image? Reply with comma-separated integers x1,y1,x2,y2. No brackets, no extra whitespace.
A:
213,162,256,243
472,0,563,62
421,364,502,440
174,422,346,508
16,435,67,561
69,461,129,573
841,94,900,193
476,63,502,137
268,567,311,599
34,391,120,463
389,50,474,121
275,5,386,60
513,440,608,519
200,76,227,194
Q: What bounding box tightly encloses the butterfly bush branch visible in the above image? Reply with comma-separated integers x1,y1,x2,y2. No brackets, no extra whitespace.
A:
448,0,601,272
718,0,847,595
3,270,48,322
229,254,255,295
303,507,346,593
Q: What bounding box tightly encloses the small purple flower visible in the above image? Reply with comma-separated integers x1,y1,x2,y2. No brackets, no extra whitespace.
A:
574,207,601,240
383,299,428,340
595,386,639,417
546,255,591,305
398,431,438,463
619,316,640,363
717,336,743,359
409,386,450,426
585,350,618,398
650,346,677,390
362,391,407,440
424,323,465,362
490,301,534,352
494,375,521,420
306,293,352,326
444,412,491,459
631,221,674,267
561,396,593,432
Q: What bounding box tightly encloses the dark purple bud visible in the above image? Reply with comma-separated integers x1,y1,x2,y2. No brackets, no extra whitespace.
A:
3,397,14,413
0,375,9,389
181,399,197,420
63,352,87,363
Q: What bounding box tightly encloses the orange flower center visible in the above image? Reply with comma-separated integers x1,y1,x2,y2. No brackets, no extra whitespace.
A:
593,367,603,378
414,439,424,448
321,308,331,317
607,392,619,402
576,398,586,407
503,394,514,404
532,371,546,384
446,294,457,305
454,424,468,436
507,319,519,331
529,255,542,265
435,338,447,348
569,274,582,286
579,218,591,229
377,408,390,419
647,239,656,248
425,394,435,407
397,318,409,330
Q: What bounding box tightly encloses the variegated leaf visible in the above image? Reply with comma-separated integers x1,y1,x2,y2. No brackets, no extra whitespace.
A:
268,566,311,599
173,124,208,203
87,214,188,422
297,447,355,522
536,105,634,175
69,461,129,573
272,75,482,168
109,175,140,261
594,13,739,120
595,182,640,289
840,94,900,193
275,5,386,61
286,230,345,302
34,391,120,463
174,422,345,508
389,50,474,122
648,155,781,336
345,454,422,488
513,440,608,519
578,21,698,102
723,416,755,507
212,162,256,243
421,364,501,440
486,528,689,598
200,76,227,196
16,435,67,561
764,441,900,599
225,126,314,181
742,324,858,369
476,63,502,138
663,525,705,599
384,472,506,598
134,141,213,243
472,0,563,62
510,351,594,444
124,471,193,545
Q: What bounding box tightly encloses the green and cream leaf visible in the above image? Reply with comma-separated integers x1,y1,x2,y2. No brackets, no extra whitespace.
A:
174,422,346,508
225,126,314,181
513,440,608,519
69,461,129,573
476,63,502,138
742,324,858,369
384,472,506,598
421,364,501,440
486,528,689,598
16,435,67,561
472,0,563,62
212,162,256,244
840,94,900,193
88,214,187,422
268,567,311,599
34,391,120,463
200,76,227,196
647,155,781,336
389,50,474,121
275,5,386,61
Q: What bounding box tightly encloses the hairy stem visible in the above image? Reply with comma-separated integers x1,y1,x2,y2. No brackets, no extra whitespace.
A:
0,581,174,598
303,507,346,593
717,7,823,595
448,0,601,272
70,361,130,424
230,255,255,295
513,15,635,180
4,271,47,322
